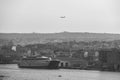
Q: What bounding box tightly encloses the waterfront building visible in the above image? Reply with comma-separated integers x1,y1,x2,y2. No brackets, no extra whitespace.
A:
99,48,120,71
57,57,88,69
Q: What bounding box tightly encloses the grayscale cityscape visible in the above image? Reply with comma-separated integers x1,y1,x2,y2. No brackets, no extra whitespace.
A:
0,0,120,80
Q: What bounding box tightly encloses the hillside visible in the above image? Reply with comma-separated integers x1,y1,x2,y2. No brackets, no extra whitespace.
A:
0,32,120,45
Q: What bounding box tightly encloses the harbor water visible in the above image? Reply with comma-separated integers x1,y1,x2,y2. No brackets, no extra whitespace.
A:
0,64,120,80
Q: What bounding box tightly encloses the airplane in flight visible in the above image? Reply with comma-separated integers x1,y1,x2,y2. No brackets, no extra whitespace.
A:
60,16,66,18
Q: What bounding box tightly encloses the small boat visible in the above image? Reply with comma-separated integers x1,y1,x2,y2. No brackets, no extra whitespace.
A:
18,56,60,69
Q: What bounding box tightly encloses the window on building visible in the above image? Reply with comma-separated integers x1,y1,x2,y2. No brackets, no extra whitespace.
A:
65,62,69,67
61,63,64,67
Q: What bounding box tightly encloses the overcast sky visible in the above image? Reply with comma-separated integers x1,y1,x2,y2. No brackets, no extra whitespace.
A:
0,0,120,33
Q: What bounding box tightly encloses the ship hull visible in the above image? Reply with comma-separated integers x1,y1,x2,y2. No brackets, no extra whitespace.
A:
18,60,60,69
18,65,49,69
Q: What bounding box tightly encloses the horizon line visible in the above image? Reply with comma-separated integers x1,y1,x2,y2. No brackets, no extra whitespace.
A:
0,31,120,35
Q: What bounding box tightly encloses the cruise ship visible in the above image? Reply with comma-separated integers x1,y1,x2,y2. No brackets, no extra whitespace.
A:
18,56,60,69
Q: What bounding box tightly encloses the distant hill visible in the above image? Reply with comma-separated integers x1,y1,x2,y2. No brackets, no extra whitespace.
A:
0,32,120,45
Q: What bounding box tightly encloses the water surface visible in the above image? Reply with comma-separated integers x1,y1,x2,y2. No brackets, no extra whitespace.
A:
0,64,120,80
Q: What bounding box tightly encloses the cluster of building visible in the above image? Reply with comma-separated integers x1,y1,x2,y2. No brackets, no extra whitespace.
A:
57,48,120,71
0,44,120,71
23,47,120,71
